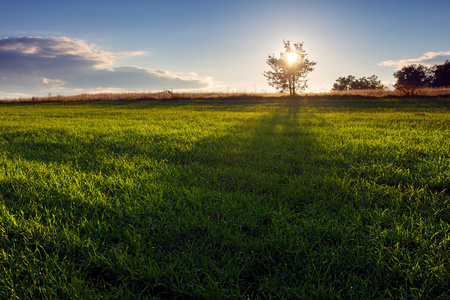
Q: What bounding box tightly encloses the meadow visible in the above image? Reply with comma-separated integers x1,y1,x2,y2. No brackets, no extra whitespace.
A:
0,96,449,299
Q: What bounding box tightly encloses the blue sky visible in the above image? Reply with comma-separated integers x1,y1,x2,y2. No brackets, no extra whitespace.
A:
1,0,449,98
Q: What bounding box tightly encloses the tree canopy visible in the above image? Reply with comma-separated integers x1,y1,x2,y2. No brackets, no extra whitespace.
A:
263,40,316,96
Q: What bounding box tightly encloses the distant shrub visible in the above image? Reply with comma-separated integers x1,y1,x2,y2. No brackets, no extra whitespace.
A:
332,75,384,91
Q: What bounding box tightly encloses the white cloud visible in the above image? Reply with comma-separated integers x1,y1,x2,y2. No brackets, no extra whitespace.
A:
0,36,212,96
379,51,450,70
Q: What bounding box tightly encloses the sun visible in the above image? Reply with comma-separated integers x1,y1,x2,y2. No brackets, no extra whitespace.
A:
286,52,298,64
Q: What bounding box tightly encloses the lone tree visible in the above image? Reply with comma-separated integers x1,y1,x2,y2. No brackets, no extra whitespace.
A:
264,40,316,96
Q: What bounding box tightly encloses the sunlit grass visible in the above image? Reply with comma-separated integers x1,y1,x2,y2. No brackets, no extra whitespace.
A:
0,97,449,298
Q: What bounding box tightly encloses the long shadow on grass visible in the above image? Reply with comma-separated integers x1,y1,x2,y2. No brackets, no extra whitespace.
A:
194,98,326,199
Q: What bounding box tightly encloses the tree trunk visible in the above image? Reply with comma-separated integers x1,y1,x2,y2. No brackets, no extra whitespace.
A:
292,73,296,96
288,75,293,96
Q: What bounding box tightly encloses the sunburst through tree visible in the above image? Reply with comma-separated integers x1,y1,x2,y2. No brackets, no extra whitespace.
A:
264,40,316,96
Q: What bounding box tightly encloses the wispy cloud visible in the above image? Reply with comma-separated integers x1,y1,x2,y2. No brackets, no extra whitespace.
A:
379,51,450,70
0,36,212,95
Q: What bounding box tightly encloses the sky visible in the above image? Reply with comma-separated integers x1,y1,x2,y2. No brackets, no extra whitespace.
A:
1,0,450,98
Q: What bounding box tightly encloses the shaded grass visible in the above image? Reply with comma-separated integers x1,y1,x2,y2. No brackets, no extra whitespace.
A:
0,97,449,299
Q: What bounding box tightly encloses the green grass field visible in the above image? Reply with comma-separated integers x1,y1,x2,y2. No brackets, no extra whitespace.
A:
0,97,449,299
